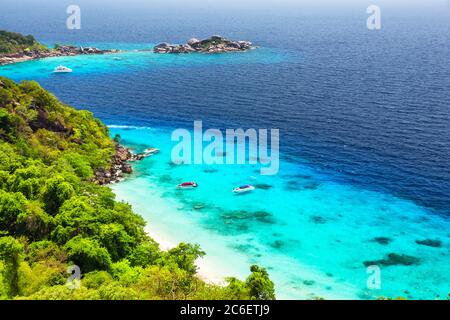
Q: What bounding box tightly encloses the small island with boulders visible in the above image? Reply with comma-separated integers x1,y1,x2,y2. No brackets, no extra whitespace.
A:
153,35,254,54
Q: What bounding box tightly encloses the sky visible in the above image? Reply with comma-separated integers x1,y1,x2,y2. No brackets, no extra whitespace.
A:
3,0,448,10
1,0,448,30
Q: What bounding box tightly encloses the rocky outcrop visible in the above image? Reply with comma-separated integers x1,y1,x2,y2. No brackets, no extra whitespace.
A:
153,35,253,54
93,145,160,185
0,45,119,66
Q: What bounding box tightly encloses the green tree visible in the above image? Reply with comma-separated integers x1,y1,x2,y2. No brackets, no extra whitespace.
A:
0,190,28,234
164,243,205,276
82,270,113,289
224,277,250,300
99,223,135,262
0,236,24,297
42,176,75,215
64,236,112,273
128,239,161,267
245,265,275,300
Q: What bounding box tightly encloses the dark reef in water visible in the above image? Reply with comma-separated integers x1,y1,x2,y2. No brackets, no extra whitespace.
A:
303,182,321,190
230,243,259,254
285,179,320,191
158,174,174,183
310,215,327,224
363,253,421,267
221,210,275,225
415,239,442,248
192,202,207,210
371,237,392,245
206,209,277,235
269,240,285,249
254,183,273,190
303,280,316,286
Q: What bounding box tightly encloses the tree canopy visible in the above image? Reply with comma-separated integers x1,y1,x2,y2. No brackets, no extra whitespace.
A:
0,30,48,54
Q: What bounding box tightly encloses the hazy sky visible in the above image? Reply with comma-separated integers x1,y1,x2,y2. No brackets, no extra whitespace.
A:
5,0,449,9
1,0,448,22
83,0,446,8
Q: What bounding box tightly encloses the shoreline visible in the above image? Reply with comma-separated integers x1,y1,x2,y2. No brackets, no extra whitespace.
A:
0,45,120,66
144,226,227,285
108,144,228,286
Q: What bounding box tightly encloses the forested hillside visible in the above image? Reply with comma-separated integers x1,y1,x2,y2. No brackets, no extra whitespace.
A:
0,77,275,300
0,31,48,54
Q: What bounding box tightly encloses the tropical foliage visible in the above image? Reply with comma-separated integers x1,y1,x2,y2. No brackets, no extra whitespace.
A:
0,31,48,54
0,77,275,300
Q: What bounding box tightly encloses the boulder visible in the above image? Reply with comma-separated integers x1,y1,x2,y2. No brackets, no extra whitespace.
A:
122,164,133,174
187,38,201,46
155,42,170,48
210,35,224,41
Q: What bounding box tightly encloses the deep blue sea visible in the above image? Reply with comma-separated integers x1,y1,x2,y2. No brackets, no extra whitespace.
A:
1,1,449,299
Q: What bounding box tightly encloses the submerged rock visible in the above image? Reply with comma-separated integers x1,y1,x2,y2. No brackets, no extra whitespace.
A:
270,240,285,249
371,237,392,245
193,202,206,210
310,215,327,224
254,211,276,224
218,209,276,233
285,179,320,191
254,183,273,190
231,243,258,254
363,253,421,267
415,239,442,248
158,174,173,183
303,280,316,286
302,182,321,190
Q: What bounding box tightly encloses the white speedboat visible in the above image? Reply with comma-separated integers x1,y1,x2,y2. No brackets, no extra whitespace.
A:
177,182,198,189
233,185,255,194
143,148,160,156
53,65,72,73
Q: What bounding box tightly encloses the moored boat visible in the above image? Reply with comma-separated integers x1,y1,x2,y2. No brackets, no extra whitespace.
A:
177,182,198,189
233,185,255,194
53,65,72,73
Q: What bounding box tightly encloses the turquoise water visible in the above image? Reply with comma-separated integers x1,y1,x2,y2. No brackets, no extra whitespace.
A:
109,126,450,300
0,44,289,80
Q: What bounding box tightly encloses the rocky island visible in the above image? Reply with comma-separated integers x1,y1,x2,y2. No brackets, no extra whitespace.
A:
153,35,253,54
0,30,118,65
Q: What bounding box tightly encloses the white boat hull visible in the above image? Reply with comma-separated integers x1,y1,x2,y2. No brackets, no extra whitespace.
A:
233,186,255,193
